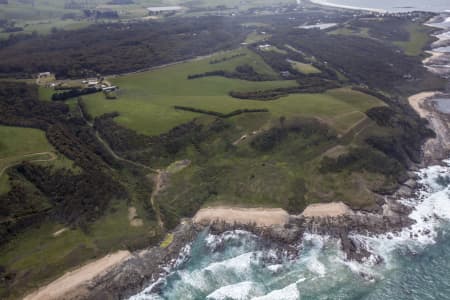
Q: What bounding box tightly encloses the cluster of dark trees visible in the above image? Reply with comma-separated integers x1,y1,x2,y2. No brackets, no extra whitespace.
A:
83,10,119,19
0,82,129,245
52,87,99,101
0,16,249,78
320,88,435,192
365,105,435,166
251,118,336,152
174,106,268,118
209,53,246,64
266,20,442,94
321,147,403,177
355,86,435,166
230,78,340,100
94,113,231,166
188,64,276,81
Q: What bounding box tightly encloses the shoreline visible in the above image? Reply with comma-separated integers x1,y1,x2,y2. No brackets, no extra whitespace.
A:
23,251,131,300
309,0,386,13
408,91,450,165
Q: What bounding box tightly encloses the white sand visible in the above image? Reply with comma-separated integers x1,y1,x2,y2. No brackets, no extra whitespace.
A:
408,91,438,118
301,202,353,218
423,51,444,64
193,207,290,227
24,250,130,300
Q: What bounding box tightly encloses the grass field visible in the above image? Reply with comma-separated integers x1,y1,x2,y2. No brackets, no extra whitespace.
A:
393,23,433,56
0,126,52,158
82,48,382,136
0,125,78,194
245,31,270,44
328,26,370,38
289,60,321,74
38,86,54,101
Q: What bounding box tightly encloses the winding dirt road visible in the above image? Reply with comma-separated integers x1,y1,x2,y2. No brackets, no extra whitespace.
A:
0,151,57,177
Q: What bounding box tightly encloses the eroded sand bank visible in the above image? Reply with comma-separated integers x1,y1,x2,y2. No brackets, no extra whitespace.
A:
193,207,290,227
301,202,353,218
408,91,438,118
194,202,354,227
24,250,131,300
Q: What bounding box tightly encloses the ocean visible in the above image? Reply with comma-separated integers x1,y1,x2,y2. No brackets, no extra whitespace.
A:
310,0,450,13
129,10,450,300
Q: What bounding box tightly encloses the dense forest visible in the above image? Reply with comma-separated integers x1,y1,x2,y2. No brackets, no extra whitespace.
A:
0,16,249,78
0,83,141,245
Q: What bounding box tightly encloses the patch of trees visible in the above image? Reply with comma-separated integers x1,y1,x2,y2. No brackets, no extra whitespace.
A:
210,53,246,64
94,113,231,166
320,146,404,177
17,162,126,225
321,89,435,191
268,24,439,94
0,82,128,244
52,87,99,101
83,10,119,19
365,105,435,166
188,64,276,81
0,16,249,78
0,173,51,245
174,106,268,118
230,78,340,100
251,118,335,151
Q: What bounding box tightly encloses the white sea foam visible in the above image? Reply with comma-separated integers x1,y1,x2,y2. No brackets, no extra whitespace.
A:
128,278,166,300
267,264,284,273
301,234,328,276
348,160,450,272
251,283,300,300
206,281,264,300
205,251,259,274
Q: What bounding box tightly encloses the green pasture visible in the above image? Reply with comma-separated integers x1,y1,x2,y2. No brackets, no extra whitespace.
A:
0,125,78,194
393,22,433,56
289,60,321,74
0,126,53,158
83,49,383,136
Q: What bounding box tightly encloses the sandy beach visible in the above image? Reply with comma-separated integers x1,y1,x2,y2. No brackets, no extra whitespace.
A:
301,202,353,218
423,51,445,65
408,91,450,163
408,91,438,118
24,250,131,300
193,207,290,227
